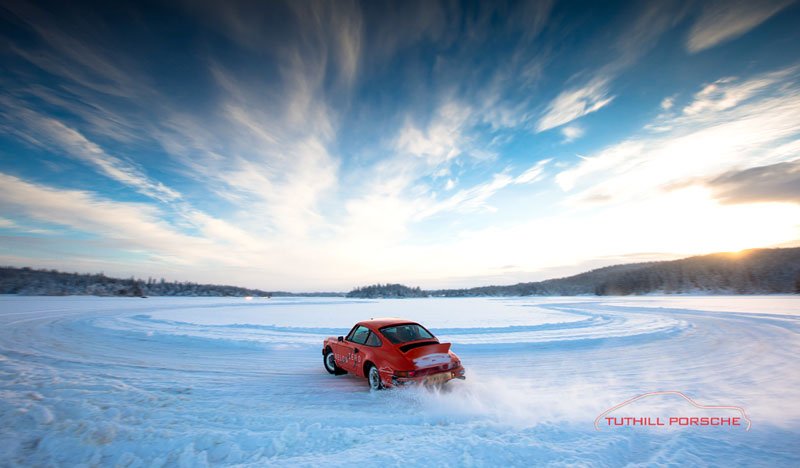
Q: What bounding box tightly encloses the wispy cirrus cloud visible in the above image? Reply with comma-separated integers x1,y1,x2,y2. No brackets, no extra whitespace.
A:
535,78,614,132
0,173,202,260
127,1,359,239
6,17,150,99
687,0,794,53
0,170,269,259
0,172,337,288
0,217,53,235
333,99,479,248
0,97,181,203
682,67,796,115
41,118,182,203
182,62,341,238
556,66,800,205
394,100,474,167
5,0,354,240
417,159,551,219
535,1,689,134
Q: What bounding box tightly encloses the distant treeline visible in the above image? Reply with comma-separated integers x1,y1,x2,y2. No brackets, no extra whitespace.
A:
0,267,277,297
346,283,427,298
3,247,799,298
349,248,800,298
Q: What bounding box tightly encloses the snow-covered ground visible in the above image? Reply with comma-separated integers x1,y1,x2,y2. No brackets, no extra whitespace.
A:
0,295,798,466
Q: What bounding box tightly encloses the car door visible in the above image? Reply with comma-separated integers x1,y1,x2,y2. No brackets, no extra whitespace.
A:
343,325,370,375
330,326,357,370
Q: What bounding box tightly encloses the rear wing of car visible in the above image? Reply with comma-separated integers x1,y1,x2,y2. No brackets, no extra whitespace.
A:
403,342,451,360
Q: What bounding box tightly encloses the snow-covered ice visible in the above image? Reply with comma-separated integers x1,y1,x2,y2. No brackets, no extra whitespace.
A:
0,295,798,466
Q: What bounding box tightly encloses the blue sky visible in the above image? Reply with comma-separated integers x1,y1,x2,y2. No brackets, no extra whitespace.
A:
1,0,800,290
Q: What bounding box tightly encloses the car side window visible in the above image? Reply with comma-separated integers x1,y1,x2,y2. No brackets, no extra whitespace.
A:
348,325,370,345
365,331,382,347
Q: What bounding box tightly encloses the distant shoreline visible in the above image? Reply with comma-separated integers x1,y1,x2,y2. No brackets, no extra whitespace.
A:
1,293,798,299
2,247,799,298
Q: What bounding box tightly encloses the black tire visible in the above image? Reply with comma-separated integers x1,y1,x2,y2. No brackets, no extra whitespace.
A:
366,364,383,391
323,349,345,375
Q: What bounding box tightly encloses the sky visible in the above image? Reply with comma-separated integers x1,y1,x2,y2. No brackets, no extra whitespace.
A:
1,0,800,291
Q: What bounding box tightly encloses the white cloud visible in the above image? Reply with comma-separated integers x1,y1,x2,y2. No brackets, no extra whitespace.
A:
40,118,182,203
149,55,343,239
193,0,363,88
687,0,793,53
0,97,182,204
0,217,20,229
324,2,363,86
533,2,687,135
557,66,800,205
0,217,53,235
418,172,515,218
394,101,473,166
514,159,551,185
0,173,205,260
344,97,549,241
0,172,360,290
536,78,615,132
333,99,480,245
681,68,794,116
417,159,551,219
660,96,675,110
334,123,550,259
556,140,644,192
561,125,585,142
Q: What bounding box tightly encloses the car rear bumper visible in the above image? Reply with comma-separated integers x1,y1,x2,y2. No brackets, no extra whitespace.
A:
389,365,466,387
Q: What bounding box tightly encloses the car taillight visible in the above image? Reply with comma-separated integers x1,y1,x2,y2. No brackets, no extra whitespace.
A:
394,370,416,378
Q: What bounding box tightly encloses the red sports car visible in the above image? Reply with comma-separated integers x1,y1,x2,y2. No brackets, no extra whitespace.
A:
322,318,466,390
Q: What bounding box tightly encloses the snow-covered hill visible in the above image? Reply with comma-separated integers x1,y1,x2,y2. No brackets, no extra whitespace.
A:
0,296,798,466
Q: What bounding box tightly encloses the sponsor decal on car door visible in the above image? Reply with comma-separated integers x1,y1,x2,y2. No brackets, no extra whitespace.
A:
340,325,368,373
346,325,369,375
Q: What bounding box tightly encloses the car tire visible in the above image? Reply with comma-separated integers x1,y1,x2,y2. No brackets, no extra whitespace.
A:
324,349,345,375
367,364,383,391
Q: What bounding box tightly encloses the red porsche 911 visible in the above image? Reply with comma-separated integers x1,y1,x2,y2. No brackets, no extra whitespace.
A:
322,318,466,390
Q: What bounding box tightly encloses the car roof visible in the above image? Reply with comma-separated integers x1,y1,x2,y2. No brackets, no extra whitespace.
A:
358,317,418,328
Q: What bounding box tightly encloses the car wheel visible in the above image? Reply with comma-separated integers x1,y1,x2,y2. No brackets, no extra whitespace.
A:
367,364,383,391
324,349,345,375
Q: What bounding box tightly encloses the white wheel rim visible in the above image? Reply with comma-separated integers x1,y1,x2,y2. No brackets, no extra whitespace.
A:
369,368,380,389
325,353,335,371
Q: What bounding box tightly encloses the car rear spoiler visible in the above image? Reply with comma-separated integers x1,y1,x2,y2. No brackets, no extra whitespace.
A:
403,342,451,360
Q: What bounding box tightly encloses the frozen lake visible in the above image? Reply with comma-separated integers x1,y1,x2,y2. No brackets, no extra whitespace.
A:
0,295,798,466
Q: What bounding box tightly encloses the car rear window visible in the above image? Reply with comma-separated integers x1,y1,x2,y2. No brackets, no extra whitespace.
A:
379,323,434,344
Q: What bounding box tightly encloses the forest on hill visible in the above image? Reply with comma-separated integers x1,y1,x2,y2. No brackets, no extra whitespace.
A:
0,267,274,297
3,247,798,297
350,248,800,297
